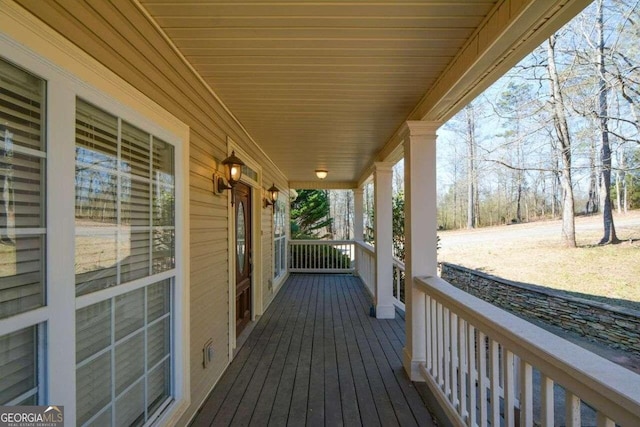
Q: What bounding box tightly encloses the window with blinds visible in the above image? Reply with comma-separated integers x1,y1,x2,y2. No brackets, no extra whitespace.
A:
0,57,45,409
273,198,286,279
0,58,46,319
74,99,175,426
76,280,171,427
75,99,175,296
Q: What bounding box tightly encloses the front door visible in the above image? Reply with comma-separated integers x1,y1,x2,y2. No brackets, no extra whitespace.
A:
235,182,252,336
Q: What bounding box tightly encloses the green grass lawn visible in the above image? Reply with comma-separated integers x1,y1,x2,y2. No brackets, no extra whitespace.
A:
438,211,640,311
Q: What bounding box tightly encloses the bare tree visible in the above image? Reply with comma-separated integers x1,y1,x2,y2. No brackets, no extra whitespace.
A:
547,35,577,247
595,0,620,244
465,104,479,228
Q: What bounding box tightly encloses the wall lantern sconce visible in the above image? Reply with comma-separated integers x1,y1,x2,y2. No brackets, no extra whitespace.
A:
263,183,279,210
214,150,245,205
315,169,328,180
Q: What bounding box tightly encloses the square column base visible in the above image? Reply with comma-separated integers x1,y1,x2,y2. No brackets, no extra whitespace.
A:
403,347,426,382
375,304,395,319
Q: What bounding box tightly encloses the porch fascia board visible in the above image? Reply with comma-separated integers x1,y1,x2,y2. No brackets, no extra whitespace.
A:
357,0,591,186
412,0,592,123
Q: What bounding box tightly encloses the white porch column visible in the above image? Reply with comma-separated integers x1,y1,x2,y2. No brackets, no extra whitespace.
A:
402,121,440,380
353,186,364,276
353,187,364,242
373,162,394,319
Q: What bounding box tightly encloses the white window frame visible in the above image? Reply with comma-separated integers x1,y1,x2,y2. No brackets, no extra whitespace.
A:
0,5,190,425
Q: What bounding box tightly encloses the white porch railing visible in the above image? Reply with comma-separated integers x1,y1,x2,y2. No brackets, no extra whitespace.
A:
354,241,375,295
288,240,355,273
415,275,640,427
392,257,405,311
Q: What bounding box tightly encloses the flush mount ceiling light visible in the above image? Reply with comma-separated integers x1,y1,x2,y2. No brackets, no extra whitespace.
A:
315,170,328,180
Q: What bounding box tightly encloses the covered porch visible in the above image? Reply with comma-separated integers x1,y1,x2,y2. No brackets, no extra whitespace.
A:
1,0,639,426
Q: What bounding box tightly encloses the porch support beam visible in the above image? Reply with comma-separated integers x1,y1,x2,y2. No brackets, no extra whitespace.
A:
402,120,441,380
373,162,394,319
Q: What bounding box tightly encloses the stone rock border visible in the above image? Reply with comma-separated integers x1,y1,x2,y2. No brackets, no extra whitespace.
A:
440,262,640,357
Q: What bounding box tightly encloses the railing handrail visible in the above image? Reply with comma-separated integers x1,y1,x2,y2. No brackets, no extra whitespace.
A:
392,256,405,270
415,275,640,425
290,239,355,245
355,240,376,255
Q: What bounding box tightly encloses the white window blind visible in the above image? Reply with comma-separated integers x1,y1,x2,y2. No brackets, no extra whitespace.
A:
0,326,38,405
76,280,171,427
75,100,175,296
0,58,46,319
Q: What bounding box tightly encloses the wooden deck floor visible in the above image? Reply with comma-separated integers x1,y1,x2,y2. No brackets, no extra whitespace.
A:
191,274,436,427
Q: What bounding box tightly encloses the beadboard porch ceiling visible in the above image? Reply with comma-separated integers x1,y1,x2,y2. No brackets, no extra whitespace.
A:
139,0,590,185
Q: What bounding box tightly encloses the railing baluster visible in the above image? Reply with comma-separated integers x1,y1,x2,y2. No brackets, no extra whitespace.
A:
431,298,438,378
450,312,459,410
520,361,533,427
541,375,554,427
596,412,615,427
437,302,444,387
504,349,515,427
425,295,432,372
444,308,451,398
458,317,467,420
565,391,581,427
478,332,487,427
393,263,400,299
467,323,478,426
489,339,500,427
467,324,477,427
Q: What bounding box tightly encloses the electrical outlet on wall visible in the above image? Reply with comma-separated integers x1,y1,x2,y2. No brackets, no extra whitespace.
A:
203,339,214,368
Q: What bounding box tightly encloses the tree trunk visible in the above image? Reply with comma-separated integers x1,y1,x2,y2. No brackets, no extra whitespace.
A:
586,137,599,214
595,0,619,244
547,35,577,248
465,105,477,229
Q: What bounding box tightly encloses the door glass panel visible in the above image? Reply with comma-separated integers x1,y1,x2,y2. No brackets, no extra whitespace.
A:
237,201,245,272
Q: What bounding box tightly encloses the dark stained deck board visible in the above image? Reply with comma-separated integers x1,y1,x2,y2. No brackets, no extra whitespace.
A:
340,278,400,427
191,274,435,427
328,277,359,426
346,280,417,427
267,275,315,427
307,275,325,427
334,275,381,427
345,277,419,427
191,272,294,426
231,277,307,426
349,279,434,425
212,281,298,426
322,277,342,427
287,275,318,426
249,277,312,426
